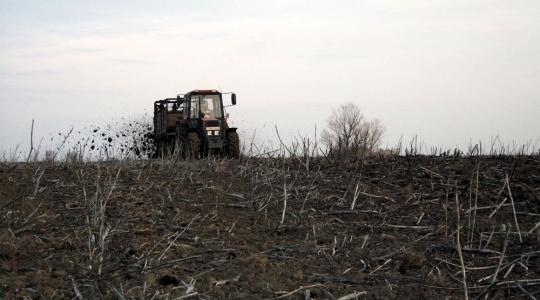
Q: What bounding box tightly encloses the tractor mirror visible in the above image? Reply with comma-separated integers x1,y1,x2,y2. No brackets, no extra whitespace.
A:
231,93,237,105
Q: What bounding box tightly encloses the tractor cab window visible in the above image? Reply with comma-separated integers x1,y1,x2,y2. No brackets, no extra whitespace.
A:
167,103,180,112
190,94,222,119
190,96,200,118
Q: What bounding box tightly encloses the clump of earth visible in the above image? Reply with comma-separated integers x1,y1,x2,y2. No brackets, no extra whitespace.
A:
48,114,155,160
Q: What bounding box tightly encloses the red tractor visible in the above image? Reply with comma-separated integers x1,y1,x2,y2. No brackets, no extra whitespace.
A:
153,90,239,158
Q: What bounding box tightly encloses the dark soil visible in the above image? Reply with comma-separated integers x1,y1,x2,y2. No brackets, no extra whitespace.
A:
1,156,539,299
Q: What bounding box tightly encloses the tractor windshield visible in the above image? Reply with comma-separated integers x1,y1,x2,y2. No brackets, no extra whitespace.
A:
190,95,222,119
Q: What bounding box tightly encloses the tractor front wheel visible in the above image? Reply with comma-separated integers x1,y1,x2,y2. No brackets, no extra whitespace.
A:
188,132,201,159
227,131,240,159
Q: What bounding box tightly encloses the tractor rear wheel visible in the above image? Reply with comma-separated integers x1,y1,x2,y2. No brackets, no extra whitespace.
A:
166,137,175,156
153,141,160,158
175,124,190,159
188,132,200,159
155,140,166,158
227,131,240,158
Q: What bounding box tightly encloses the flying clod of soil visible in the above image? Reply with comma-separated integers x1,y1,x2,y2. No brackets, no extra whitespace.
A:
47,115,156,160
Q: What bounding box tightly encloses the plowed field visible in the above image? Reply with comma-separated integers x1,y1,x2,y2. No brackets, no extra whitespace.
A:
1,156,539,299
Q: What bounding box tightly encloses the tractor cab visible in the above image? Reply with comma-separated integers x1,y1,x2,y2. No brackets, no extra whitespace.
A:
177,90,236,137
177,90,236,121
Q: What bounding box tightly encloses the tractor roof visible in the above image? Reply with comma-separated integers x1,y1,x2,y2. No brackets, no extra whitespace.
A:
189,89,220,94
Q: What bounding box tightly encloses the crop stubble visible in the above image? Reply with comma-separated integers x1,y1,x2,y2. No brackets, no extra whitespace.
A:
0,155,539,299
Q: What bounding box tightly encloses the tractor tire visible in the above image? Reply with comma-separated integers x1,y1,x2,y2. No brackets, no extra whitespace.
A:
153,141,160,158
175,125,188,159
174,124,186,158
166,137,176,156
156,140,166,158
227,131,240,159
188,132,201,159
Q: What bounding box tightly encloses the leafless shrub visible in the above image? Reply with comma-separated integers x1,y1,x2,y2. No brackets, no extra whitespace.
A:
321,102,385,159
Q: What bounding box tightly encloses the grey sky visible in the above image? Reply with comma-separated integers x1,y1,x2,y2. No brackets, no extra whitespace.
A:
1,0,539,154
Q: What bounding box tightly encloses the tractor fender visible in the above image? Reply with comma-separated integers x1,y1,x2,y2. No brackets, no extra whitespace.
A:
225,127,238,134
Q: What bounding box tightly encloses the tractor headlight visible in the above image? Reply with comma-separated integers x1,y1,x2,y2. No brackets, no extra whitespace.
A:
206,127,220,136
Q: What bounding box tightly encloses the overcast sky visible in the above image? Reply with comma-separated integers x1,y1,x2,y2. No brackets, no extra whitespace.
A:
1,0,539,155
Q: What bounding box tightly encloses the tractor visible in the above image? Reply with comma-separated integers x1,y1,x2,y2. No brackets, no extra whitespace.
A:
153,89,239,159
